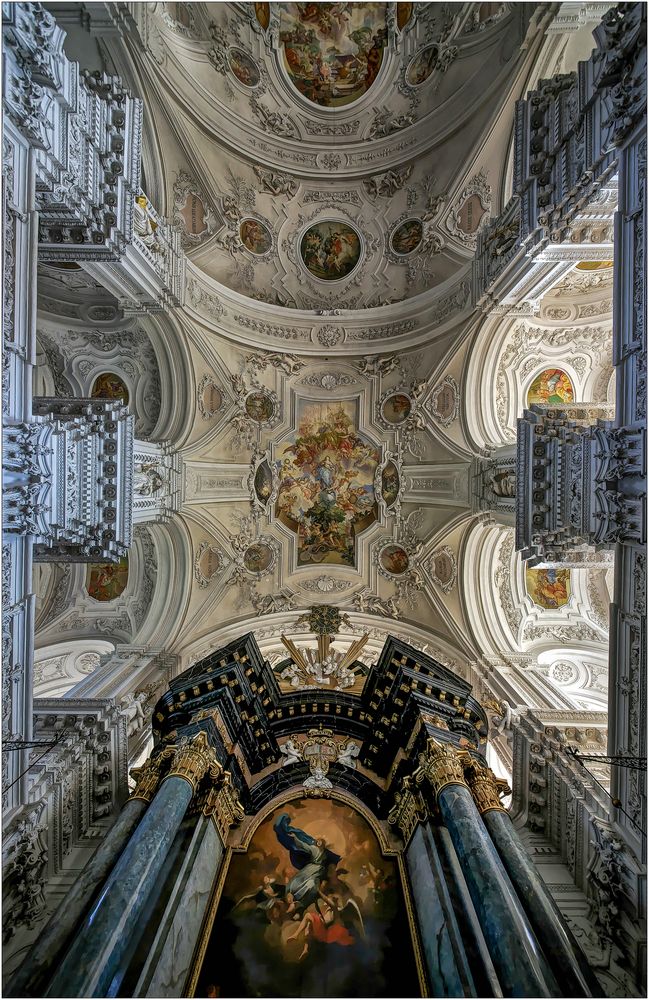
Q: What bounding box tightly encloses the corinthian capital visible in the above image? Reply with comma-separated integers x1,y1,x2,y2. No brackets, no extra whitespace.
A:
129,744,177,803
416,738,468,800
465,760,511,814
166,731,219,792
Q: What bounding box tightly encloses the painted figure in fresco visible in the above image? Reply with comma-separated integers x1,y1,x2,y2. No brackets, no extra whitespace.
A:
233,875,288,923
274,812,341,912
276,402,378,566
286,887,364,960
279,4,387,108
528,368,574,406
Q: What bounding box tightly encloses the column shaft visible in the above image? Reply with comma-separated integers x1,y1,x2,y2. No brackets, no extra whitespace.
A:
438,784,559,998
7,797,148,998
482,809,603,997
44,775,193,998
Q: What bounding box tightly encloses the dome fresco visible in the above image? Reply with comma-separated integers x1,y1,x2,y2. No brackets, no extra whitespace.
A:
279,3,388,107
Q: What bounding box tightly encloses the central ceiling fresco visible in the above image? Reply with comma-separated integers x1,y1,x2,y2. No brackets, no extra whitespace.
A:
275,399,379,567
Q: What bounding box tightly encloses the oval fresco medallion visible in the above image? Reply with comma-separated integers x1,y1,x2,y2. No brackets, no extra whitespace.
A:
527,369,574,406
381,461,400,507
279,3,388,108
245,391,275,423
86,556,129,602
397,1,414,30
198,546,222,584
300,221,361,281
382,393,412,425
254,2,270,29
406,45,438,86
91,372,129,405
526,567,571,610
240,218,272,256
243,542,273,574
456,193,488,236
227,47,260,88
254,460,273,504
380,544,410,576
201,381,223,418
431,549,455,589
390,218,423,256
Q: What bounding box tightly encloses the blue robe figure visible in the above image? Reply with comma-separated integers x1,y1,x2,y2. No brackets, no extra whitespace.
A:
273,813,341,910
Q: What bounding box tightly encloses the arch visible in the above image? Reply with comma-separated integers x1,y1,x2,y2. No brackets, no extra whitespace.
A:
190,791,423,1000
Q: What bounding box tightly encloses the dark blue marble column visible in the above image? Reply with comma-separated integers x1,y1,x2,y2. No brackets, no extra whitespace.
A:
6,796,148,998
482,808,603,997
42,735,220,998
44,774,194,998
406,822,479,996
438,782,559,997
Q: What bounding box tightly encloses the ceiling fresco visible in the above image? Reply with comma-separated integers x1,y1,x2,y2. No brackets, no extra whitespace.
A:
275,400,379,568
130,2,534,311
278,3,388,107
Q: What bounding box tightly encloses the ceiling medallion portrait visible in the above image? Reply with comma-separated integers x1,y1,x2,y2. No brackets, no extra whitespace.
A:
227,47,261,88
379,543,410,576
278,3,388,108
243,541,274,574
390,218,423,256
300,220,362,281
381,392,412,424
245,390,276,422
406,45,439,86
239,218,273,256
275,399,379,567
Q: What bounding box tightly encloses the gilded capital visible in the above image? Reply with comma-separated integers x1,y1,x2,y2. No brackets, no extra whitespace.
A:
465,761,511,814
166,731,219,792
416,738,467,801
388,773,428,844
204,771,246,843
129,744,177,803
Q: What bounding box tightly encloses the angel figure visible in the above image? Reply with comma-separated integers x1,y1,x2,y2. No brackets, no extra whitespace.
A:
232,874,287,923
286,888,365,960
337,739,360,769
279,739,302,766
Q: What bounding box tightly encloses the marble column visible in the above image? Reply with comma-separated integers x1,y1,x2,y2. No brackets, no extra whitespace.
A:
466,761,603,998
417,739,559,998
6,752,172,998
44,733,220,999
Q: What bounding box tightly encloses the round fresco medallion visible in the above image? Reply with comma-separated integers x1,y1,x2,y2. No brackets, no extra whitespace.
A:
527,369,574,406
243,542,273,574
91,372,129,405
227,47,260,88
381,461,400,507
300,221,361,281
279,3,388,108
406,45,438,86
240,218,272,256
382,393,412,425
380,545,410,576
575,260,614,271
245,391,274,423
390,218,423,256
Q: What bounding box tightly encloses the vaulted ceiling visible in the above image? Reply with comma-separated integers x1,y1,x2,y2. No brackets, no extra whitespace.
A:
35,2,613,718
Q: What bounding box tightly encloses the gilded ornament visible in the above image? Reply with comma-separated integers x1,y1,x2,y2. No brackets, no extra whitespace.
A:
415,738,468,800
166,731,220,792
129,744,176,803
388,774,427,844
464,761,511,814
